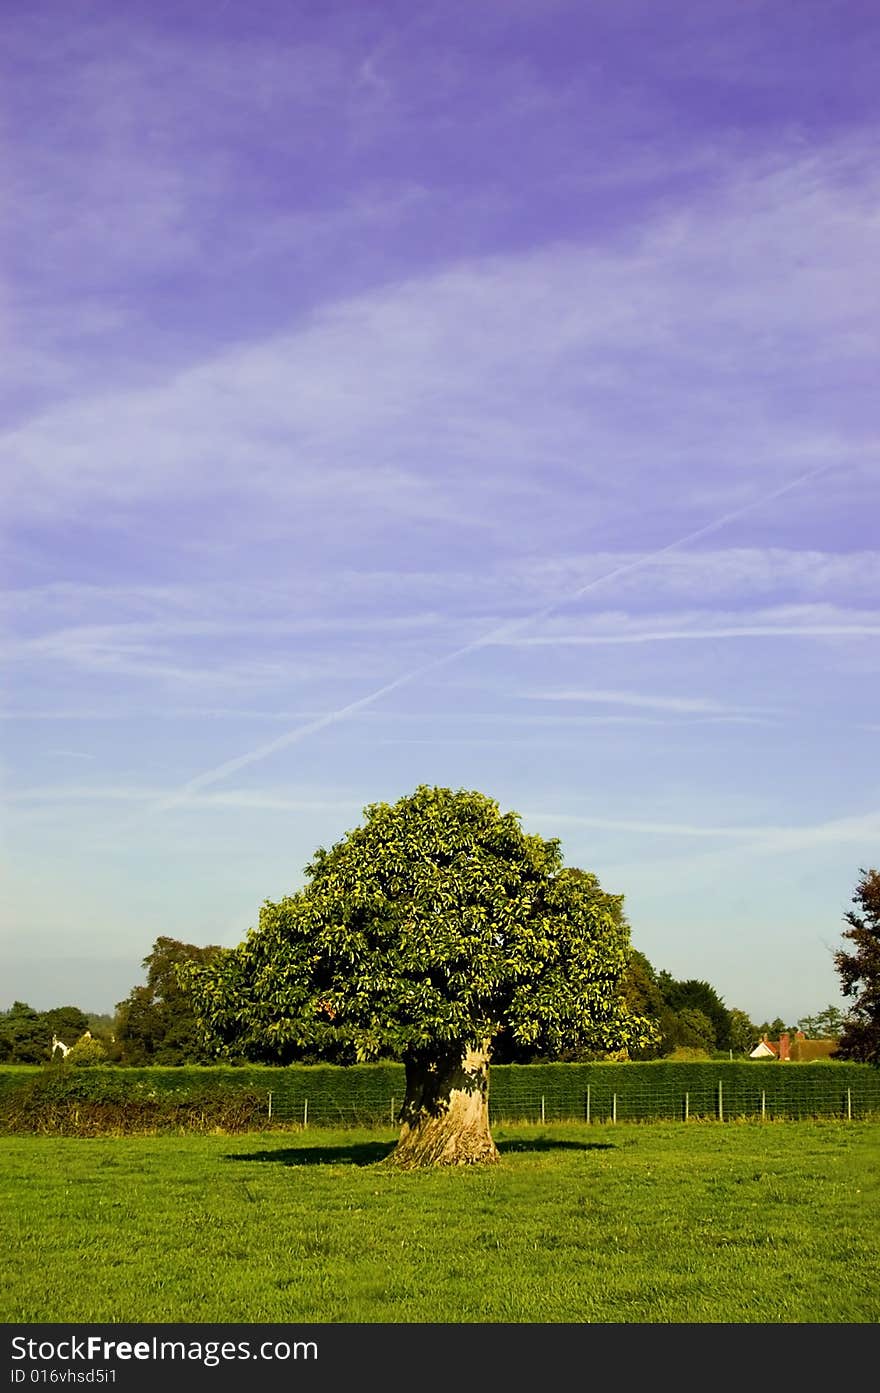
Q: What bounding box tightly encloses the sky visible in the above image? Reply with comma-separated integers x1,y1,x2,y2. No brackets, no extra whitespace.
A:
2,0,878,1028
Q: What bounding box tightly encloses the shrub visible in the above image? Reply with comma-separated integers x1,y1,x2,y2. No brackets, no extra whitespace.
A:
65,1037,109,1067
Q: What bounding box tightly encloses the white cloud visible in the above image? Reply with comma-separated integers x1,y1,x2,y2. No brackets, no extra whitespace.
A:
490,604,880,647
5,547,878,616
522,807,880,850
2,784,362,812
518,687,749,714
3,141,878,546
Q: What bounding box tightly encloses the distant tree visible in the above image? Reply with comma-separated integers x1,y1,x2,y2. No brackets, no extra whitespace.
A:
87,1013,116,1039
728,1008,759,1055
623,950,666,1017
834,867,880,1064
115,937,224,1065
656,1007,682,1056
658,974,732,1050
797,1005,845,1040
816,1004,845,1039
671,1007,716,1054
43,1006,91,1046
0,1002,49,1064
620,951,667,1059
756,1017,794,1040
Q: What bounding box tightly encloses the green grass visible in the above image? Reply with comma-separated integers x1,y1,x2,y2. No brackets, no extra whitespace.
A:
1,1120,878,1323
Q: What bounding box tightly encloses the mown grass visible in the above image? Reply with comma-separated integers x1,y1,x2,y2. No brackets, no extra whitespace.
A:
1,1120,877,1323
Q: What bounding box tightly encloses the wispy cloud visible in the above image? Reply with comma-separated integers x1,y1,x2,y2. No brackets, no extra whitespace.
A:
490,605,880,647
518,687,754,715
522,807,880,854
3,786,161,805
2,612,452,693
9,786,876,864
2,785,363,814
134,458,844,811
6,547,880,625
4,142,878,538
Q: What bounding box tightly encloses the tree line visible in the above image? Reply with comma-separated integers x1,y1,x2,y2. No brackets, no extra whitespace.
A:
2,898,869,1069
0,935,808,1067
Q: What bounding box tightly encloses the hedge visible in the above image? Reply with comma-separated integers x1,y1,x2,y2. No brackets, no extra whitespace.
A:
1,1059,877,1133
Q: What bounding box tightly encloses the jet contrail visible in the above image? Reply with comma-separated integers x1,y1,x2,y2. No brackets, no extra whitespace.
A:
149,459,838,813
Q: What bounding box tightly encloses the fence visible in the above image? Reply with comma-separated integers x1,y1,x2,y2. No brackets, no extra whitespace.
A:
261,1067,880,1128
2,1061,879,1132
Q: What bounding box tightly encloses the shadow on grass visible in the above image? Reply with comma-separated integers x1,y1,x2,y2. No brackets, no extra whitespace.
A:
224,1141,397,1167
496,1138,616,1154
224,1136,616,1167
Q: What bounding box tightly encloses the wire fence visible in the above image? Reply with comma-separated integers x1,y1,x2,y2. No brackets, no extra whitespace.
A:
264,1076,880,1128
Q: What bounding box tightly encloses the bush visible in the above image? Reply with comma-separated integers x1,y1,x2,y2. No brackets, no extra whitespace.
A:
65,1037,109,1067
0,1066,268,1135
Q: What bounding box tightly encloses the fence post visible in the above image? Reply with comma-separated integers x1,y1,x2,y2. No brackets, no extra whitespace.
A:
684,1091,689,1122
390,1096,395,1126
303,1098,308,1129
612,1093,617,1124
761,1090,766,1121
267,1091,272,1123
585,1085,591,1124
718,1080,724,1123
540,1095,545,1124
846,1088,852,1121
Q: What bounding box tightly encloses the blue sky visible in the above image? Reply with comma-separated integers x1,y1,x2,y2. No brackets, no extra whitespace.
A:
2,0,878,1025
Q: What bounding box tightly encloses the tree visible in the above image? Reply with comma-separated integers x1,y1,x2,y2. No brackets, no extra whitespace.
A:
815,1004,845,1039
115,937,224,1064
492,894,655,1064
44,1006,91,1046
834,867,880,1064
728,1007,759,1055
620,951,667,1059
65,1035,108,1066
669,1007,715,1054
184,785,658,1167
756,1016,795,1040
0,1002,49,1063
797,1005,845,1040
87,1012,116,1039
658,974,732,1050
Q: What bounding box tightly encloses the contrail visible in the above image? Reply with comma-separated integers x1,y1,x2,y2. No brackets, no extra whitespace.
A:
148,460,837,813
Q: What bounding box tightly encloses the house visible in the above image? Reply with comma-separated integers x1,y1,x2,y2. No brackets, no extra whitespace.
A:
749,1030,838,1061
50,1029,93,1059
790,1034,839,1062
750,1031,793,1059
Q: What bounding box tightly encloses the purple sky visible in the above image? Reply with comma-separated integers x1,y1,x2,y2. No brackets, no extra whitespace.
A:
2,0,878,1027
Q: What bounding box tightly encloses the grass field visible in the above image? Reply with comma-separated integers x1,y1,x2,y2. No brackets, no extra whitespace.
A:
2,1119,878,1323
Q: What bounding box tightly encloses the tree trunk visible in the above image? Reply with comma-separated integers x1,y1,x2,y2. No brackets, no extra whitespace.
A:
390,1042,499,1168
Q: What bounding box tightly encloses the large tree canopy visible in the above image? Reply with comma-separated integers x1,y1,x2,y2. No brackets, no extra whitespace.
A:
184,785,657,1166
